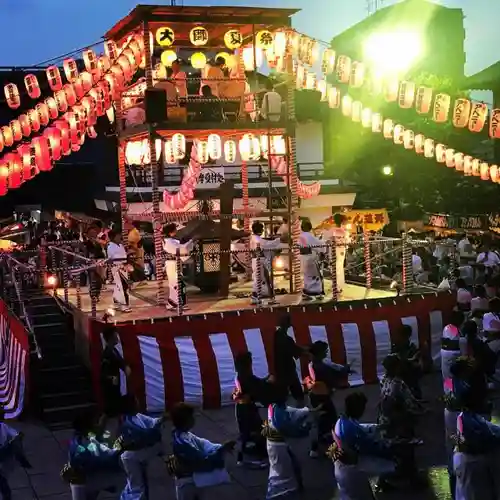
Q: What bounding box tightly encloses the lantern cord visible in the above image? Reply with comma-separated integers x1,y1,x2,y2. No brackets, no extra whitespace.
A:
32,39,104,67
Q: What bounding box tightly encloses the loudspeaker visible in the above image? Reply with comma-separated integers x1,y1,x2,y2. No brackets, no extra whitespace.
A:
145,89,167,123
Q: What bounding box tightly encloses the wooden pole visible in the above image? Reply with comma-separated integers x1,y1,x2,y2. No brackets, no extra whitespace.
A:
219,180,235,298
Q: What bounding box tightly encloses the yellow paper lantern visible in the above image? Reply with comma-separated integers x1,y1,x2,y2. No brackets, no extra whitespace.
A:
468,103,488,133
208,134,222,160
341,95,353,117
471,158,481,176
445,149,455,168
403,130,415,149
350,62,365,88
256,30,274,49
224,139,237,163
224,30,243,50
172,133,186,160
393,124,405,145
156,26,175,47
424,138,435,158
480,162,490,180
336,55,351,84
191,52,207,69
164,140,176,164
383,119,394,139
463,156,473,175
415,134,425,154
454,152,465,171
242,47,263,71
197,141,209,164
321,49,336,75
161,50,177,67
190,26,209,47
433,94,451,123
371,113,383,133
416,86,433,114
398,81,416,109
435,144,446,163
452,98,471,128
327,86,340,109
361,108,372,128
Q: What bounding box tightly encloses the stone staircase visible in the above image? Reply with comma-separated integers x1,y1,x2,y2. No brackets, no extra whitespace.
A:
26,293,96,429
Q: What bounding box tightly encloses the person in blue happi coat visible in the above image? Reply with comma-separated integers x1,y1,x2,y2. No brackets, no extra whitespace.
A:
119,395,166,500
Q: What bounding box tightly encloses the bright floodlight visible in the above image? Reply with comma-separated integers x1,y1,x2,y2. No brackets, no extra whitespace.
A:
364,31,422,74
382,165,393,176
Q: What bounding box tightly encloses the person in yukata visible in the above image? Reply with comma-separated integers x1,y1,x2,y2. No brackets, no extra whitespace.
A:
0,405,31,500
299,219,326,301
163,223,195,311
326,213,348,295
62,412,125,500
107,230,132,313
167,403,235,500
233,352,278,468
441,310,466,386
391,325,422,399
332,392,394,500
250,221,282,305
263,387,317,500
304,341,351,458
119,395,166,500
452,381,500,500
273,314,310,407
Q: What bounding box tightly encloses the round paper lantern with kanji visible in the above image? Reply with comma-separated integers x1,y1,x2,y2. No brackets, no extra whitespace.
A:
341,95,353,117
191,52,207,70
433,94,451,123
336,55,351,84
468,103,488,133
306,72,317,91
385,78,399,102
371,113,383,133
256,30,273,49
45,97,59,120
452,98,471,128
24,74,41,99
0,131,4,155
117,56,133,82
399,81,416,109
424,138,435,158
271,135,286,155
190,26,208,47
208,134,222,160
161,50,177,68
242,47,263,71
490,165,499,183
4,83,20,109
403,130,415,149
0,162,8,196
1,126,13,147
66,112,82,145
321,49,336,75
128,39,143,66
83,49,98,75
454,152,464,171
239,134,260,162
435,145,445,164
110,65,126,90
63,58,79,82
224,140,237,163
125,141,143,165
164,141,176,164
445,149,455,168
327,86,340,109
5,153,22,189
414,134,425,154
171,133,185,160
17,144,34,181
36,103,50,126
10,120,22,142
32,136,52,171
471,158,481,176
63,84,77,107
46,65,63,91
416,86,433,114
104,74,119,100
350,62,365,88
19,114,31,137
361,108,372,128
351,101,362,122
44,127,63,161
98,55,111,75
197,141,209,164
273,31,287,56
316,80,327,102
80,72,93,93
463,156,473,175
480,162,490,180
224,29,242,50
383,119,394,139
295,64,306,89
393,124,404,145
104,40,119,59
489,109,500,139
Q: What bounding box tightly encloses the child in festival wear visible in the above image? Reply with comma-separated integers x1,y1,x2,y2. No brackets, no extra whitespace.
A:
168,403,235,500
233,352,278,467
304,341,351,458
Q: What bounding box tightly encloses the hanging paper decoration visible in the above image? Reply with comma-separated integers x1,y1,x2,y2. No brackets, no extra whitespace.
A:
295,64,307,90
271,135,286,155
350,62,365,88
415,134,425,154
361,108,372,128
306,72,317,91
45,65,63,92
24,74,41,99
83,49,98,74
224,29,242,50
55,90,69,113
208,134,222,160
63,58,79,82
117,55,133,82
1,126,13,147
384,77,399,102
190,26,208,47
454,152,464,171
328,86,341,109
260,135,269,158
424,138,435,158
19,114,31,137
191,52,207,69
54,120,71,156
336,55,351,84
160,50,177,69
351,101,362,122
433,93,451,123
0,162,8,196
17,144,33,181
435,144,446,163
242,47,263,71
489,109,500,139
370,113,382,133
256,30,274,49
125,141,144,165
164,140,176,164
45,97,59,120
468,103,488,133
36,103,50,126
4,83,20,109
398,81,416,109
341,95,353,117
403,130,415,149
80,72,93,93
72,77,85,101
317,80,327,101
445,149,455,168
104,40,119,60
156,26,175,47
471,158,480,176
309,40,320,65
5,153,22,189
239,134,257,162
480,162,490,180
63,84,77,106
224,139,237,163
393,124,404,145
273,32,287,56
87,126,97,139
172,133,186,160
197,140,209,164
383,119,394,139
321,49,336,75
110,65,126,90
490,165,499,182
463,156,473,176
32,136,52,171
9,120,21,142
98,55,111,74
416,86,433,114
452,98,471,128
44,127,63,161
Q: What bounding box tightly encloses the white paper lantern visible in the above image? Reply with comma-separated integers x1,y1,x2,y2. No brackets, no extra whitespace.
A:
172,133,186,160
327,86,340,109
463,156,473,175
164,140,176,164
472,158,480,176
239,134,260,161
435,144,446,163
273,32,287,56
445,149,455,168
224,140,237,163
403,130,415,149
371,113,383,133
208,134,222,160
317,80,327,101
271,135,286,155
351,101,363,122
242,47,263,71
341,95,353,117
393,124,405,145
260,135,269,158
424,139,435,158
415,134,425,154
361,108,372,128
125,141,144,165
383,119,394,139
454,152,465,171
197,141,209,164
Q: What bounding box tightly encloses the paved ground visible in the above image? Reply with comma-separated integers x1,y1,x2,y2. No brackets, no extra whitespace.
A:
9,372,458,499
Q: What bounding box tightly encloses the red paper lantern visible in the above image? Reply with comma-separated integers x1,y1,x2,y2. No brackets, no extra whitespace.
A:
4,83,20,109
0,130,4,155
27,109,41,133
123,48,137,69
480,162,490,181
73,78,85,101
90,88,105,116
468,103,488,133
452,98,471,128
116,58,132,83
433,94,451,123
399,81,416,109
1,126,13,147
98,56,111,74
0,162,9,196
129,39,143,66
87,126,97,139
82,97,97,126
471,158,480,176
83,49,99,74
24,74,41,99
63,58,79,82
18,114,31,137
17,144,34,181
54,120,71,156
489,109,500,139
10,120,22,142
98,82,111,110
80,72,93,93
104,74,119,100
44,127,63,161
63,84,77,106
36,103,50,126
5,153,22,189
45,97,59,120
55,90,69,113
66,112,82,145
32,136,52,171
104,41,118,61
415,86,433,114
46,66,63,91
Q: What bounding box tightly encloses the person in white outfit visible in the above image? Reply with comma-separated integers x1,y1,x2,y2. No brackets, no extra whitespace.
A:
163,223,195,310
250,221,282,305
326,214,347,294
299,219,325,299
440,310,465,387
107,231,132,313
